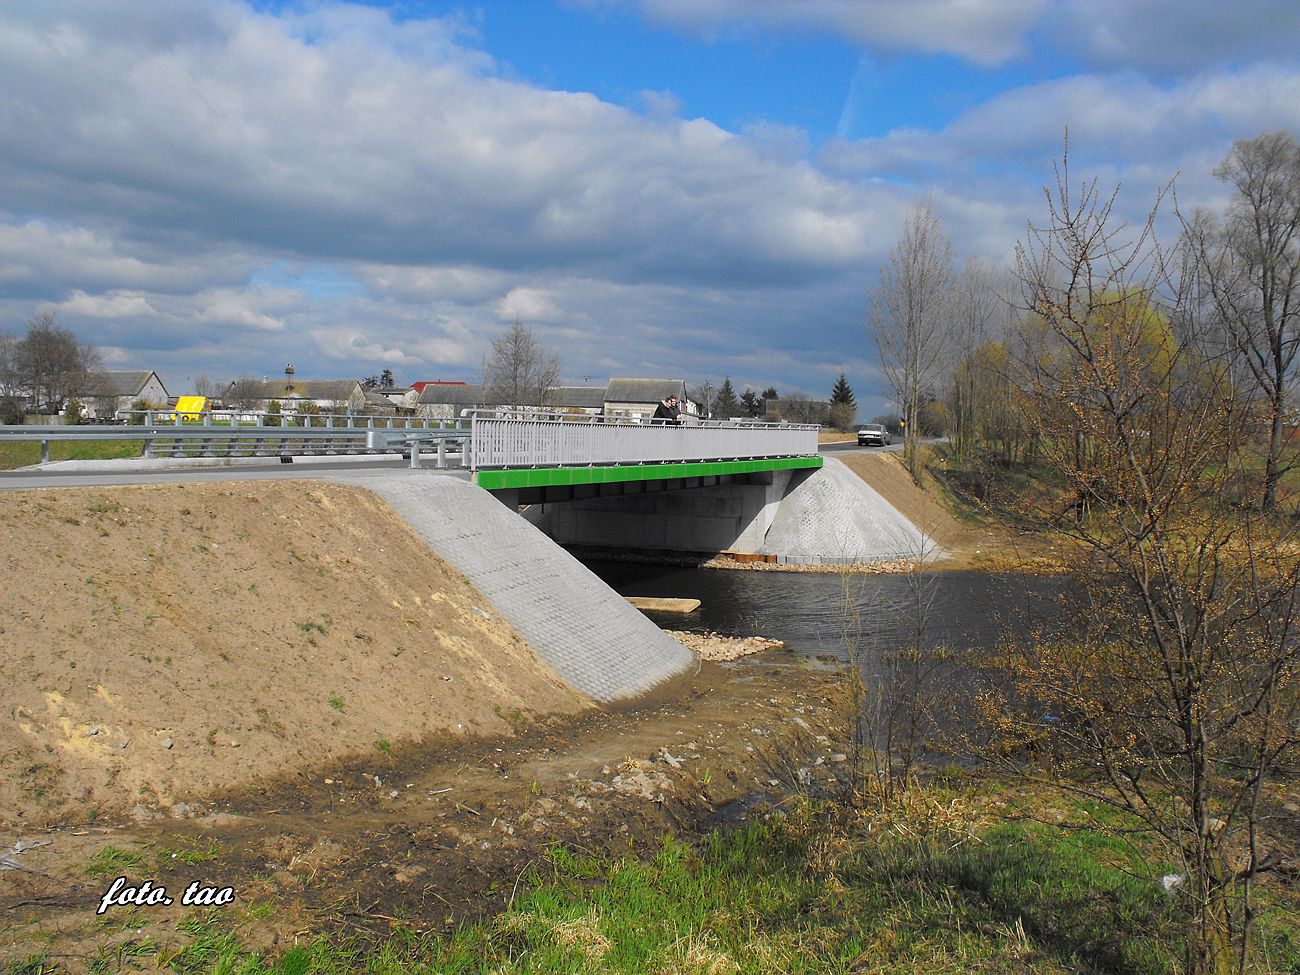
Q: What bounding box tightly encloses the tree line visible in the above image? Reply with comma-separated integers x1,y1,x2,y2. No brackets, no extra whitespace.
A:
0,311,100,423
869,130,1300,509
863,131,1299,975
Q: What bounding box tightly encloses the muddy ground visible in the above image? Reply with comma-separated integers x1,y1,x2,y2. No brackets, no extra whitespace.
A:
2,657,846,970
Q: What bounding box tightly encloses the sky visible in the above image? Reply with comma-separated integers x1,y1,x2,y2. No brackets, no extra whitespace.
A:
2,1,1299,416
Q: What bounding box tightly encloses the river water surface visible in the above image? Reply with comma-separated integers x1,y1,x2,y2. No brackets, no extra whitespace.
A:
584,560,1067,661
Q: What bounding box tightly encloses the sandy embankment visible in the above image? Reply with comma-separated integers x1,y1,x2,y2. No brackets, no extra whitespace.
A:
0,481,591,825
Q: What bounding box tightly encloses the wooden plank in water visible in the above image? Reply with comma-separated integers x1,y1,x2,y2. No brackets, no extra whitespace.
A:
626,596,701,614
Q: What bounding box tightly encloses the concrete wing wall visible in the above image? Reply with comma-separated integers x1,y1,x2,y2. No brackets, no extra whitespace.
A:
347,472,697,702
761,458,941,564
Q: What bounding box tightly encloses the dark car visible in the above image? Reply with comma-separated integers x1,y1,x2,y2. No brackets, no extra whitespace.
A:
857,423,891,447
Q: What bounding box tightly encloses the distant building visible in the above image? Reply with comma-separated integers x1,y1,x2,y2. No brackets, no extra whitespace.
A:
416,383,496,420
75,371,170,419
225,378,367,414
368,386,419,413
604,378,696,420
417,377,695,421
546,386,607,415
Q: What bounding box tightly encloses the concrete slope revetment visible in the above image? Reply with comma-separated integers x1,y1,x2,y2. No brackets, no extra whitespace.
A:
761,457,942,564
348,472,697,702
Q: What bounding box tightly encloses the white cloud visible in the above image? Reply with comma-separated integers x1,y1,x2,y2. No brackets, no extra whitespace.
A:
495,287,567,324
820,64,1300,201
0,0,891,289
52,289,158,319
1,1,1296,406
584,0,1300,76
581,0,1042,66
1047,1,1300,76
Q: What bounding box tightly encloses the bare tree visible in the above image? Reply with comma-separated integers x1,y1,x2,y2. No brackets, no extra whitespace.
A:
224,376,263,411
973,151,1300,975
485,319,560,409
192,375,224,400
868,204,955,478
15,312,99,413
1187,132,1300,510
947,258,1005,464
0,330,18,399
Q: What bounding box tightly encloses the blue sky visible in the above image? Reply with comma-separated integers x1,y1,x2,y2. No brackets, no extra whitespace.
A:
2,0,1299,415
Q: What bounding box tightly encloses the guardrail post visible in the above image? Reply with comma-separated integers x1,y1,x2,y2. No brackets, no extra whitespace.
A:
142,439,153,460
174,410,182,427
410,440,421,470
437,439,447,468
40,439,49,464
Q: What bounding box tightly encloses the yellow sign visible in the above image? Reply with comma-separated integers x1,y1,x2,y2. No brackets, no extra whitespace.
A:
174,396,207,419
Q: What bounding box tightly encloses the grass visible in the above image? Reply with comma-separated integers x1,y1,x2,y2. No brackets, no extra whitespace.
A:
156,839,221,866
0,439,143,470
84,845,147,878
28,787,1297,975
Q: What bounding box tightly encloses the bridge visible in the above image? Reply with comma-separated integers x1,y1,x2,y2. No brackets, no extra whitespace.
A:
0,409,820,484
1,408,829,558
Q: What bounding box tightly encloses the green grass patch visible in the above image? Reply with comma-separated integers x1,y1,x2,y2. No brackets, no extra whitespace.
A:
85,845,147,878
156,839,221,866
0,439,143,470
28,791,1298,974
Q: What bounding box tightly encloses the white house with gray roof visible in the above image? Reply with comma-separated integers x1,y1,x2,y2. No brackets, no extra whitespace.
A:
75,370,169,418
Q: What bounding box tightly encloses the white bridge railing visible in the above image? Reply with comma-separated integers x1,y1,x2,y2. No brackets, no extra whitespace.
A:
468,410,819,471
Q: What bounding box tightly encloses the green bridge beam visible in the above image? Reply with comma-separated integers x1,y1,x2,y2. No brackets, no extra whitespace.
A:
473,455,822,491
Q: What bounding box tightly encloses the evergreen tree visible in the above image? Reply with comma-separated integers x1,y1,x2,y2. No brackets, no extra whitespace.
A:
740,388,761,417
714,377,740,419
760,386,778,401
830,372,856,408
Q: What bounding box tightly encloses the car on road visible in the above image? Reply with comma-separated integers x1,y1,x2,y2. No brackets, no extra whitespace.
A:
857,424,892,447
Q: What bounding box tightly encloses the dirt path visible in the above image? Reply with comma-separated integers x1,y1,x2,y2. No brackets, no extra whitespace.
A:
2,659,846,969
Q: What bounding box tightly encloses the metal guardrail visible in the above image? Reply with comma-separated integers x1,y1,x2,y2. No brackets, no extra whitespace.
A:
1,408,819,473
0,415,470,466
466,409,819,471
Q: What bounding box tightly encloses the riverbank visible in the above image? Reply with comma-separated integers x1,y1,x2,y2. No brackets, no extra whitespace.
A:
2,660,851,969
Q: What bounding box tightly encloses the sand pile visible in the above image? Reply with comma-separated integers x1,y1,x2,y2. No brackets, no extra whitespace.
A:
0,481,586,825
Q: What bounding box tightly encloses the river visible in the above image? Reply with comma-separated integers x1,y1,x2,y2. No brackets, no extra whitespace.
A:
583,560,1067,662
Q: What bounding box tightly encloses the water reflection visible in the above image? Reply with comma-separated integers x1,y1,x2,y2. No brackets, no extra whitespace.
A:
584,561,1066,661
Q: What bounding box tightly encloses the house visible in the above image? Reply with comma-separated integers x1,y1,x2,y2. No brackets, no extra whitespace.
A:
416,383,498,420
547,386,607,415
604,378,696,421
362,390,399,414
76,371,170,419
225,379,367,414
369,386,419,413
417,383,610,419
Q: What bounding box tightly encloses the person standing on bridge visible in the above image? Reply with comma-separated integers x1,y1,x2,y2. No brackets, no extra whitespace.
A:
652,394,683,425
